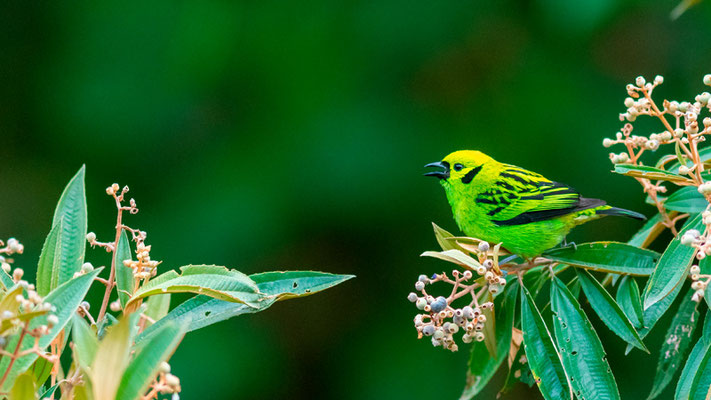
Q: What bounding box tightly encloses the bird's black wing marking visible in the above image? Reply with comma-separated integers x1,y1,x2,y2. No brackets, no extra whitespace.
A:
493,197,606,226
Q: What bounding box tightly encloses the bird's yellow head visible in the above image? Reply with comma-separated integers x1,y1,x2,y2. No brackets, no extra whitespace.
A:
424,150,494,185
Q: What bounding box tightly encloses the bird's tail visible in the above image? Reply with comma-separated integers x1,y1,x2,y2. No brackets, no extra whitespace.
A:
596,206,647,221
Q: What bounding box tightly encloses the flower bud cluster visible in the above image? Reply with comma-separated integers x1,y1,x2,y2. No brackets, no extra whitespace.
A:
125,239,160,280
689,264,709,303
148,362,181,398
409,270,497,352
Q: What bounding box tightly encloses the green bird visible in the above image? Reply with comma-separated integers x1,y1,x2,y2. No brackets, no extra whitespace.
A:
425,150,645,258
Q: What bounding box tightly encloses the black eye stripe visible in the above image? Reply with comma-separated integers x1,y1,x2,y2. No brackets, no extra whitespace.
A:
461,165,483,184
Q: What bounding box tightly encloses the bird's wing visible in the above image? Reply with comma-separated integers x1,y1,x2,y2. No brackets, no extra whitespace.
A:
475,166,604,226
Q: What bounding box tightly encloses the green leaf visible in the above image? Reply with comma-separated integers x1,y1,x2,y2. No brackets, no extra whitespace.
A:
250,271,356,301
39,383,59,399
643,213,703,310
125,265,265,309
520,283,572,400
51,166,88,290
626,277,686,355
136,271,353,343
114,230,134,308
614,164,688,183
551,276,620,400
667,146,711,173
421,249,482,270
543,242,659,276
10,372,37,400
72,314,99,370
0,268,102,391
432,222,466,252
628,213,664,248
675,314,711,400
648,289,700,399
143,294,170,327
90,315,134,400
616,276,644,329
460,280,518,400
30,357,53,389
36,220,63,297
116,321,184,400
0,269,14,292
665,187,708,213
576,270,648,352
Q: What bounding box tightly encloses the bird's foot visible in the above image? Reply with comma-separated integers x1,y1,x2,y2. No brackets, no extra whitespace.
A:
561,238,577,251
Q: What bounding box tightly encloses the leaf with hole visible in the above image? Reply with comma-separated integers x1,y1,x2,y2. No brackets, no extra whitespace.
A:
136,271,354,344
675,313,711,400
551,276,620,400
520,283,572,400
648,289,700,400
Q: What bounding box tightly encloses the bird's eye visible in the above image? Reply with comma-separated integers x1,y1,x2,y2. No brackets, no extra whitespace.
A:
454,163,464,171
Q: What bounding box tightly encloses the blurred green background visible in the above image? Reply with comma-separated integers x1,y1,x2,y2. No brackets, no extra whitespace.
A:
2,0,711,398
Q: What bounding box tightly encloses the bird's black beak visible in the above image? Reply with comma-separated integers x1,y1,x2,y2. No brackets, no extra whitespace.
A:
424,161,450,179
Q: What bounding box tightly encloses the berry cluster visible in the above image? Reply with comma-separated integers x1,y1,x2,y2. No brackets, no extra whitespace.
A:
409,269,496,352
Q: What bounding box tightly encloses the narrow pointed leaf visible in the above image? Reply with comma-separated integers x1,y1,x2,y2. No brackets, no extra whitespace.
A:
460,280,518,400
72,314,99,370
520,283,572,400
0,268,102,391
648,289,700,399
614,164,688,182
30,357,53,388
576,270,648,352
675,315,711,400
643,214,703,310
126,265,264,309
551,277,620,400
432,223,466,252
36,220,63,296
626,279,686,355
90,315,133,400
421,249,482,270
114,230,134,308
665,187,708,213
52,166,88,288
616,276,644,329
116,321,184,400
543,242,659,276
136,271,353,343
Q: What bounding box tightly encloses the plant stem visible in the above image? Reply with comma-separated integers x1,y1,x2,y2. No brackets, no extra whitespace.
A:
0,321,30,388
97,196,124,323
